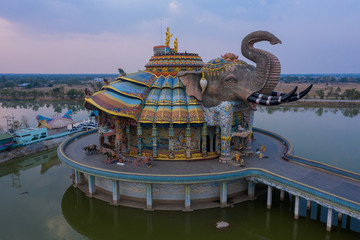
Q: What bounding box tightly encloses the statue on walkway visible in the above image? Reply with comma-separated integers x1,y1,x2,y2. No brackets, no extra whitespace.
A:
174,37,178,52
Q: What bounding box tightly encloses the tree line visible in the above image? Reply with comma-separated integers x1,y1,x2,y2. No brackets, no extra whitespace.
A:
0,87,85,100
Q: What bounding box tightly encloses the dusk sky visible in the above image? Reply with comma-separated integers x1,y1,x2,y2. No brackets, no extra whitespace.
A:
0,0,359,74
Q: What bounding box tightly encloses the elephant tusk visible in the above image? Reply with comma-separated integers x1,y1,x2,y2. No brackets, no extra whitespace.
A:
247,86,310,106
200,72,208,94
252,87,297,102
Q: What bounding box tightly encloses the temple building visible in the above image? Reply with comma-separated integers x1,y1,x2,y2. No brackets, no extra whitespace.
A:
84,33,254,161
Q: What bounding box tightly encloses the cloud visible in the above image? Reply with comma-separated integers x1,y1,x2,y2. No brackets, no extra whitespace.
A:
168,1,179,14
0,18,156,73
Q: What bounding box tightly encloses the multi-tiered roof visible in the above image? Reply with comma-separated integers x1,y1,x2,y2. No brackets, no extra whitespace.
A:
85,47,206,124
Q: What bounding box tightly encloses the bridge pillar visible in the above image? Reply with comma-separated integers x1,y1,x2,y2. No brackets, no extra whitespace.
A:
220,181,227,207
248,180,255,199
267,186,272,209
185,184,191,211
88,175,96,197
74,170,82,187
327,208,333,231
112,180,120,205
338,212,343,221
294,195,300,219
146,184,153,210
280,190,285,201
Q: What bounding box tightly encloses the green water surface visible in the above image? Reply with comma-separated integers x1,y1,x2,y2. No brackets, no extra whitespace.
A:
0,103,359,239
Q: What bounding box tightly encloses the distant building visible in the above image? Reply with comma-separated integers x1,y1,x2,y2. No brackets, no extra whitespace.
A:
17,83,30,87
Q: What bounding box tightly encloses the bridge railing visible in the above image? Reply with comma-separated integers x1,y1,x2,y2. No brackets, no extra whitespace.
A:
253,127,360,182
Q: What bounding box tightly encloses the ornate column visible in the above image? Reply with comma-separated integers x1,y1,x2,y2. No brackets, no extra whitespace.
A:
125,125,130,154
185,124,191,158
201,123,207,157
219,101,234,162
169,124,175,159
215,126,221,154
115,117,121,158
208,128,214,152
137,123,143,156
152,123,157,158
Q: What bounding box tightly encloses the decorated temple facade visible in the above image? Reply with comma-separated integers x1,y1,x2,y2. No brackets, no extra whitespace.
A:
85,31,254,161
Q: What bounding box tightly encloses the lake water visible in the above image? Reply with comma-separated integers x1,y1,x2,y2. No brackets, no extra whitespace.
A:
0,101,359,239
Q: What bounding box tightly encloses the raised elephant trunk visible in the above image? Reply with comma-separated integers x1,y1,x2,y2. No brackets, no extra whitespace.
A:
241,31,282,95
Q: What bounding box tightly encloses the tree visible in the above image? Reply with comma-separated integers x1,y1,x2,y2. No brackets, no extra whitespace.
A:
66,89,78,99
315,90,325,99
21,115,29,128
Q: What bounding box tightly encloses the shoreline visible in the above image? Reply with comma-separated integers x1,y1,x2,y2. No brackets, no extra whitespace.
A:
0,135,72,164
286,99,360,107
1,98,360,107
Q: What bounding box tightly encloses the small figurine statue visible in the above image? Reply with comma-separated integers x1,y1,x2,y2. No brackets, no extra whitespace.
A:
240,158,245,167
235,153,240,162
259,144,265,158
165,26,173,46
174,37,178,52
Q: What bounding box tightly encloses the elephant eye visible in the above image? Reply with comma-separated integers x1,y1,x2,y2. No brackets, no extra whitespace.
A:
225,77,236,84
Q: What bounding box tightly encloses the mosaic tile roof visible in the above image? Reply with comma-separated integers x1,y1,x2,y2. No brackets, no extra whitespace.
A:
145,52,204,69
85,71,204,124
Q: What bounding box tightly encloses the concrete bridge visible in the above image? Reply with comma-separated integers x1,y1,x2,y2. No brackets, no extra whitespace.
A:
57,128,360,232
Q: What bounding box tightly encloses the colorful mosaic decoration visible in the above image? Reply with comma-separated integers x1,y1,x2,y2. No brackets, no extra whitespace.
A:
145,52,204,69
202,58,250,76
103,81,150,103
117,72,157,87
85,91,143,120
86,71,205,124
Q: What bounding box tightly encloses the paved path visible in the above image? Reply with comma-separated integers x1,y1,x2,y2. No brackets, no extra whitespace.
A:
63,131,360,206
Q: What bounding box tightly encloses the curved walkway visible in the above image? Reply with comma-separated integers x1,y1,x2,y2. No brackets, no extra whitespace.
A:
58,129,360,217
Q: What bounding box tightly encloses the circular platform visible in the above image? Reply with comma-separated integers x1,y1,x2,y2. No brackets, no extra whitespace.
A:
57,129,287,210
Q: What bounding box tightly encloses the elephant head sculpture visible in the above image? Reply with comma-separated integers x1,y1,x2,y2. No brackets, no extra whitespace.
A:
178,31,312,109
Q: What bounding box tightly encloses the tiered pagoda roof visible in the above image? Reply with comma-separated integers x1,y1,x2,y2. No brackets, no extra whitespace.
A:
85,71,205,124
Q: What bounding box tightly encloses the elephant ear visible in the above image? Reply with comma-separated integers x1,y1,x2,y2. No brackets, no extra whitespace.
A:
177,71,203,101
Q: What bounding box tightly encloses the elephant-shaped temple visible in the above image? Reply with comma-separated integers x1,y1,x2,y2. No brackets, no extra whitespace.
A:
84,30,311,162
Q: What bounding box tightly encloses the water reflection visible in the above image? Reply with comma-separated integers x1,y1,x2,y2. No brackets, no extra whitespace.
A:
61,187,360,240
258,106,360,118
0,149,61,188
0,100,85,113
